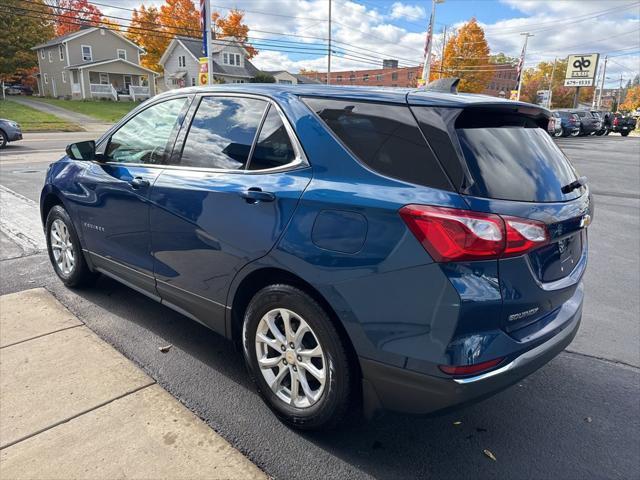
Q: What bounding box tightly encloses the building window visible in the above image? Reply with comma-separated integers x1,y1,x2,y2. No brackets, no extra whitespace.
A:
61,71,67,83
376,74,382,81
337,75,342,82
231,79,245,83
48,50,52,63
99,73,109,85
349,74,355,82
59,45,64,61
222,53,241,66
278,79,293,84
40,49,45,60
363,74,369,82
43,73,48,84
178,55,186,67
408,71,415,80
81,45,92,62
391,72,398,81
117,49,127,60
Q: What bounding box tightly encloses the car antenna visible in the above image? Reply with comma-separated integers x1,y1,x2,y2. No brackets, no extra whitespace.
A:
423,77,460,94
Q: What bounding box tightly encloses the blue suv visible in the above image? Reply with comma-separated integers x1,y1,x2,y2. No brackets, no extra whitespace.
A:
41,85,591,430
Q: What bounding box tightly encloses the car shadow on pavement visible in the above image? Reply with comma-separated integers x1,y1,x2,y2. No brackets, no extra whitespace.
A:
51,274,640,480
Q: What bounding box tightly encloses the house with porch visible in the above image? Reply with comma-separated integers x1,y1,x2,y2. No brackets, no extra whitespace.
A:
159,36,260,91
32,26,156,101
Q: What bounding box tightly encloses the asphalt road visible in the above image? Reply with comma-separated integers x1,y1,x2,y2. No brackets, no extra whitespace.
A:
1,133,639,479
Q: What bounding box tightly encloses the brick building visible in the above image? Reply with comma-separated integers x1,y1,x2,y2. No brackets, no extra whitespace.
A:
482,63,518,97
301,59,422,88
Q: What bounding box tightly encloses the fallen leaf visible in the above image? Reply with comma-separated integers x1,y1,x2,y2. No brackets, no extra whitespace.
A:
585,416,592,423
483,449,497,461
159,344,172,353
453,421,462,426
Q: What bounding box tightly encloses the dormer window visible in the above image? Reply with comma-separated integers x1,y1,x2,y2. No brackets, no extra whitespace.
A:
81,45,92,62
117,49,127,60
222,53,241,66
178,55,186,68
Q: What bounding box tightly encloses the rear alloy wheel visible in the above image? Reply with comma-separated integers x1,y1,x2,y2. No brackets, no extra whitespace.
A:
243,284,353,430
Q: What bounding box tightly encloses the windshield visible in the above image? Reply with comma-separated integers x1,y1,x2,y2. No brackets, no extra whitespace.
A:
457,127,581,202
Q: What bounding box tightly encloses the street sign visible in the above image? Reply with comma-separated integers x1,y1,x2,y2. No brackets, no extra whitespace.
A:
536,90,550,105
198,57,209,86
564,53,599,87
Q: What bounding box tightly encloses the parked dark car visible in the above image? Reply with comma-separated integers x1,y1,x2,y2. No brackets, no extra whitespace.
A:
590,111,606,136
40,85,592,430
0,118,23,148
571,110,600,135
553,110,581,137
611,113,637,136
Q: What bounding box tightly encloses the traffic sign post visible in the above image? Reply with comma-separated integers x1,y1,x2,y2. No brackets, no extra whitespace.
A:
564,53,599,108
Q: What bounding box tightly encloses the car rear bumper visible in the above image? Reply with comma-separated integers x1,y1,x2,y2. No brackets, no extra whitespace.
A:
360,308,581,415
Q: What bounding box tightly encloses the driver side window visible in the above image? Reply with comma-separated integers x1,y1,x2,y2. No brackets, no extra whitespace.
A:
105,97,188,164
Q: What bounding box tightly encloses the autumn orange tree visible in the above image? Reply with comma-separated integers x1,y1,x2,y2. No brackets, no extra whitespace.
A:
160,0,200,40
521,58,594,108
620,85,640,112
212,9,257,59
438,18,493,93
126,5,166,72
52,0,102,35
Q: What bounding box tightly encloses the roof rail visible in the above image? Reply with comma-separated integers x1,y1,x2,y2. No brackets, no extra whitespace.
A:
423,77,460,94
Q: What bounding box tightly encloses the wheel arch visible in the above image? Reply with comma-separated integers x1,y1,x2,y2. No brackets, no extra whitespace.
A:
40,190,65,226
228,266,362,380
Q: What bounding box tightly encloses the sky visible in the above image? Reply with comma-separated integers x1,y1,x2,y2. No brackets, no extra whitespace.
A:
99,0,640,88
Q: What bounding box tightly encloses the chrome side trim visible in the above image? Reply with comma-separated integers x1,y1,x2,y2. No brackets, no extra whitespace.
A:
453,314,580,385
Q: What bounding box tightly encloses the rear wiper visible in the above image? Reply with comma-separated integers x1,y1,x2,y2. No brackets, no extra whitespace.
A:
561,176,587,194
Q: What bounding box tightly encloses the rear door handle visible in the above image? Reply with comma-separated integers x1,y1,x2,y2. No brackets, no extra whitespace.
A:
130,177,150,189
240,188,275,203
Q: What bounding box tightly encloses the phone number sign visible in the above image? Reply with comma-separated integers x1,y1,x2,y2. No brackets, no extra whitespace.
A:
564,53,599,87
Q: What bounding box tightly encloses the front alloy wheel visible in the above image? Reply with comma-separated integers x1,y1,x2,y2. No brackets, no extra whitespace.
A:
255,308,326,408
50,218,76,277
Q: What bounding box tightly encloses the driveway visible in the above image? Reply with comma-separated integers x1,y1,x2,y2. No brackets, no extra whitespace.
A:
8,97,111,133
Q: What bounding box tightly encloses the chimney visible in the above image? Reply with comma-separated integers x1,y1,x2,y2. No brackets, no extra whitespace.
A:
382,59,398,69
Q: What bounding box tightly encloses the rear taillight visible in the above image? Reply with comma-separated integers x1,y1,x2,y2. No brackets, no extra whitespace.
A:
399,205,549,262
439,357,505,376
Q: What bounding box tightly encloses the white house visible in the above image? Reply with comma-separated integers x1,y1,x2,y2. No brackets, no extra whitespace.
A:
159,36,260,90
266,71,322,85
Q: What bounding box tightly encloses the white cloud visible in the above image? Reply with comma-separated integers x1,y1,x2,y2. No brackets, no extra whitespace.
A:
390,2,426,20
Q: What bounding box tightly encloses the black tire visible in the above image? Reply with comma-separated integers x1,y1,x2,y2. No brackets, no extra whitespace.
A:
242,284,354,430
0,130,7,149
621,131,630,137
45,205,98,288
561,127,569,137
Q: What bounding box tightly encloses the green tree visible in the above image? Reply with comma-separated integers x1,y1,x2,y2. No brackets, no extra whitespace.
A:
0,0,55,83
250,72,276,83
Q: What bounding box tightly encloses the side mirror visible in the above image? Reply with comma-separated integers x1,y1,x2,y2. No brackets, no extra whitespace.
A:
66,140,96,161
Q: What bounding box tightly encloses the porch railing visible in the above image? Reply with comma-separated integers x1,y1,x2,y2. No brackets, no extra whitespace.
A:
129,85,150,101
90,83,117,101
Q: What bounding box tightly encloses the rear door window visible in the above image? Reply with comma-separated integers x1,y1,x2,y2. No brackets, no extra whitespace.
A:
179,96,267,170
247,106,297,170
304,97,452,190
456,121,580,202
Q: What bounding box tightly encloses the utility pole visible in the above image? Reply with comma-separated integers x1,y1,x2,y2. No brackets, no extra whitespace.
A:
327,0,332,85
205,0,213,85
421,0,444,85
592,66,600,109
547,57,557,109
617,73,623,109
439,24,447,79
597,55,608,109
515,32,534,101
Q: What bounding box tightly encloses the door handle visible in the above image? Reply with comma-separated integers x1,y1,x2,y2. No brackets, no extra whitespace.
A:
240,188,275,203
130,177,150,189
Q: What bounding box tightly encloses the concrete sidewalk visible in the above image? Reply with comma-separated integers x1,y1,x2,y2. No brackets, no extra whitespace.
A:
0,288,266,480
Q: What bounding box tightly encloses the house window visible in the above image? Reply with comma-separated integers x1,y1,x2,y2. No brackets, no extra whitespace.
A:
61,71,67,83
117,49,127,60
191,77,196,86
72,71,78,83
363,74,369,82
376,74,382,81
43,73,48,84
48,50,52,63
124,75,132,90
349,74,355,82
99,73,109,85
222,53,241,66
178,55,186,67
337,75,342,82
391,72,398,81
278,79,293,84
231,79,245,83
40,49,45,59
81,45,92,62
59,45,64,61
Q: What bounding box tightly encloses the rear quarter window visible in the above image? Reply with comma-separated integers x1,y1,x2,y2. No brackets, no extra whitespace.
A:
303,97,452,191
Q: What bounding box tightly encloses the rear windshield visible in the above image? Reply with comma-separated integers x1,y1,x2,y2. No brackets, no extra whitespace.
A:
457,126,580,202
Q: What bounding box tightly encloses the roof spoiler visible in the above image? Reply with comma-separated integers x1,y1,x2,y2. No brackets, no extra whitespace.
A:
424,77,460,94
